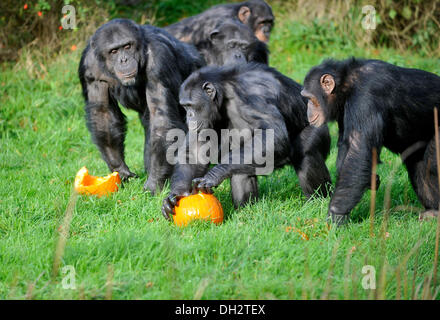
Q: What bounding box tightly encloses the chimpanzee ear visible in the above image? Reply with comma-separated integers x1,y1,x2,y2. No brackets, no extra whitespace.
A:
238,6,251,23
202,82,216,100
209,30,220,42
320,74,335,94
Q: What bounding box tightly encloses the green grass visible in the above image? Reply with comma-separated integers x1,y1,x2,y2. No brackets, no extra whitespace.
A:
1,5,440,300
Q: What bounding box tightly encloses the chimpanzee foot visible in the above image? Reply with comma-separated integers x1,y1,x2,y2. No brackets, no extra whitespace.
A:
114,166,137,181
327,212,349,227
419,210,439,221
143,177,165,195
143,179,158,195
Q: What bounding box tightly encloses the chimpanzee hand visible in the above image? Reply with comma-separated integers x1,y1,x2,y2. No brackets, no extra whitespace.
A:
192,174,220,194
115,166,138,181
327,210,349,227
161,189,194,220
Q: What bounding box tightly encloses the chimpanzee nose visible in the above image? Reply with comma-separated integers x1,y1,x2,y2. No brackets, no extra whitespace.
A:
235,53,243,59
120,56,128,63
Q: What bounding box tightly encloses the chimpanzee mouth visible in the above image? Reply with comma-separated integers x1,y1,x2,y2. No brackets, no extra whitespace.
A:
116,69,137,80
122,70,137,78
188,120,203,131
256,32,269,43
309,114,320,126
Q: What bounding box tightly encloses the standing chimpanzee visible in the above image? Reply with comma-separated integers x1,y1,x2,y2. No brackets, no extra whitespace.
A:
301,58,440,225
165,0,274,44
196,21,269,66
162,63,332,219
78,19,205,194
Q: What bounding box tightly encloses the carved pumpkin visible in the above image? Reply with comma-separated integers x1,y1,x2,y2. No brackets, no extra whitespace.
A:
74,166,121,197
173,193,224,226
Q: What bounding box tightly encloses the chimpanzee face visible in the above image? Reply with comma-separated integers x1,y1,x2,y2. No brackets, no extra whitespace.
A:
252,16,274,42
209,23,256,65
179,75,222,132
93,21,141,86
237,1,274,42
301,73,336,127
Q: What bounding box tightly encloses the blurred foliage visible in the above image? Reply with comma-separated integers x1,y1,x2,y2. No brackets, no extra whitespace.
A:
374,0,440,56
0,0,111,62
107,0,225,25
272,0,440,57
0,0,439,63
0,0,228,63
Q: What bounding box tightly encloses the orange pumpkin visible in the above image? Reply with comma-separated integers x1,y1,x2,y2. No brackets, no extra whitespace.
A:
173,193,224,226
74,166,121,197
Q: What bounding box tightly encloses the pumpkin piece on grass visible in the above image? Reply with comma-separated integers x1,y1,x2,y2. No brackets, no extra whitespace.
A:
74,166,121,197
173,193,224,226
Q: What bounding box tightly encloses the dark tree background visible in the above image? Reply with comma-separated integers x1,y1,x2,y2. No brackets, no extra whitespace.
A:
0,0,438,63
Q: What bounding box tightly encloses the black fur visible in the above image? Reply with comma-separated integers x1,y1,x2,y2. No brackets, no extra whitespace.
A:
162,63,331,219
165,0,274,44
78,19,205,194
196,20,269,66
302,58,440,224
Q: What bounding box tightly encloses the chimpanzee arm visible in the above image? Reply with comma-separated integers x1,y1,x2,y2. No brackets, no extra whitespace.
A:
329,113,384,225
84,79,136,180
144,79,184,194
248,41,269,64
291,125,331,198
193,115,289,192
161,164,209,220
336,126,348,174
336,120,380,192
161,135,211,220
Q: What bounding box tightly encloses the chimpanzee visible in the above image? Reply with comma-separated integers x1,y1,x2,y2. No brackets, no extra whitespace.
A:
165,0,274,44
301,58,440,225
162,63,332,219
196,21,269,66
78,19,205,194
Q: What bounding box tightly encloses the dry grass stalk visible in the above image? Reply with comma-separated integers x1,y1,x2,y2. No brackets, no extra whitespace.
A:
376,260,387,300
321,242,339,299
52,190,78,279
343,248,352,299
433,107,440,290
395,267,401,300
370,148,378,237
194,278,210,300
105,264,114,300
301,247,310,300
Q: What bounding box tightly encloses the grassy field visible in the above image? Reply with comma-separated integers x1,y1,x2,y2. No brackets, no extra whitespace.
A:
1,2,440,300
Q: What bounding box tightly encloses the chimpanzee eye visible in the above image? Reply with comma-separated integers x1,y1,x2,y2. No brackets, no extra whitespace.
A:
311,97,320,107
260,22,272,30
110,49,118,55
124,44,131,50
